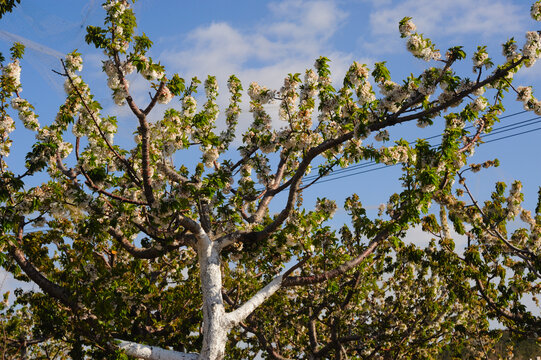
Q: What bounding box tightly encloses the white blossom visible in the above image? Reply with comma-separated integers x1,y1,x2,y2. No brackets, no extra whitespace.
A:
399,19,416,37
2,60,21,91
65,53,83,72
531,1,541,21
470,97,488,112
157,86,173,105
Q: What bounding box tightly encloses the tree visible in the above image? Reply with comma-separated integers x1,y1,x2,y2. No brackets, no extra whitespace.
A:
1,0,541,359
0,0,21,19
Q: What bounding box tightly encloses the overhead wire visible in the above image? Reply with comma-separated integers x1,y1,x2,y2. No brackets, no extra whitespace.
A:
304,110,541,185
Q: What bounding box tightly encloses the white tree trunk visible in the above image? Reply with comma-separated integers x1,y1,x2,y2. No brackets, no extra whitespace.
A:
197,232,232,360
116,231,288,359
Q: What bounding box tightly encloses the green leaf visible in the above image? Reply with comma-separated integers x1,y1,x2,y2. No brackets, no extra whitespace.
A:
9,42,24,59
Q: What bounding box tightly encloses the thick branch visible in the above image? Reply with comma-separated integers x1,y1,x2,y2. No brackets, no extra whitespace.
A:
475,278,525,323
227,259,307,326
391,60,523,124
227,273,283,326
250,155,289,224
157,162,189,184
143,81,165,115
108,228,184,259
138,121,157,205
9,223,78,310
282,229,388,286
115,339,198,360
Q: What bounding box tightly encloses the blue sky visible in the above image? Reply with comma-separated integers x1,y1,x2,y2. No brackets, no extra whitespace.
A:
1,0,540,306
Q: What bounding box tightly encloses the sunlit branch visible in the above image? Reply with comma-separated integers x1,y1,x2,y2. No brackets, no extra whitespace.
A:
110,53,156,206
392,59,523,124
60,60,141,186
282,229,389,286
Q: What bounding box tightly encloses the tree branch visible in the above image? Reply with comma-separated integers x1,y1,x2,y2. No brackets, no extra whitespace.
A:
79,165,148,205
62,60,141,186
391,60,523,125
108,228,185,259
115,339,198,360
227,258,308,326
282,229,389,287
8,222,79,310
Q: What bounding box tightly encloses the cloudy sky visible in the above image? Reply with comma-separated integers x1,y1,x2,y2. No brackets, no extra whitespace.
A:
1,0,540,309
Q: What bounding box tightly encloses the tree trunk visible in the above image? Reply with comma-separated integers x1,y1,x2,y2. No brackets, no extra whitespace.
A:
198,233,232,360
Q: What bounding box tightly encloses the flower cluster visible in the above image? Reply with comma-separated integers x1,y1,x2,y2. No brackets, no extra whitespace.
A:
182,95,197,118
379,144,415,165
220,75,242,147
532,1,541,21
445,114,465,130
201,76,219,128
303,69,318,91
398,17,416,38
157,86,173,104
502,38,520,62
141,63,163,81
248,82,275,105
2,59,21,92
103,0,131,52
346,61,369,87
65,53,83,73
11,97,40,130
506,181,523,219
103,59,133,105
252,155,272,184
418,67,441,96
0,115,15,137
469,96,488,112
378,80,409,113
400,19,441,61
0,115,15,156
201,145,219,167
357,79,376,106
315,198,337,218
516,85,541,115
472,47,491,71
523,31,541,67
103,0,128,16
279,74,300,122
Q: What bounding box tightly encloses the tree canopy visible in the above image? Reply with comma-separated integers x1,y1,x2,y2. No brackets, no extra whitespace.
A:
0,0,20,19
1,1,541,359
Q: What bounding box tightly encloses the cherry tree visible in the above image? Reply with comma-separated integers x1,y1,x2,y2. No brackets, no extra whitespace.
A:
1,1,541,359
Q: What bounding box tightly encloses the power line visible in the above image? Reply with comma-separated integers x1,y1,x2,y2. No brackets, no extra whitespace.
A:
304,110,531,182
483,125,541,144
304,111,541,185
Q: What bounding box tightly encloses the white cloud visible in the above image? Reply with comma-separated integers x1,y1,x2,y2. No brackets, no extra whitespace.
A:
403,225,468,254
364,0,527,54
370,0,524,37
155,0,364,136
160,0,354,90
